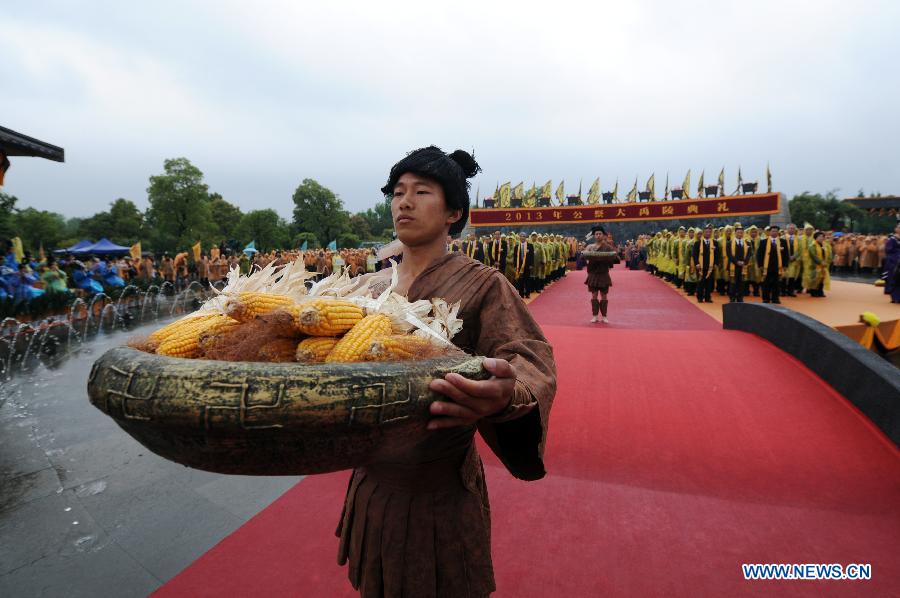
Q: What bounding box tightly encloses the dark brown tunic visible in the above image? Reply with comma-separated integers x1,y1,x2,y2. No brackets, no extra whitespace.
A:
336,252,557,597
584,241,618,291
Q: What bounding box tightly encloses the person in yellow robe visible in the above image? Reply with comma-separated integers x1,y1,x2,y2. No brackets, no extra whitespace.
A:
746,225,763,297
782,223,802,297
804,230,832,297
683,228,700,296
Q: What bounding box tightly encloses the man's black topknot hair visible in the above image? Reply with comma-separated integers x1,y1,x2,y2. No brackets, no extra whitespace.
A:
381,145,482,235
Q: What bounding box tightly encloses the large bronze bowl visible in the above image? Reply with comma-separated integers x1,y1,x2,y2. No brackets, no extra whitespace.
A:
87,347,487,476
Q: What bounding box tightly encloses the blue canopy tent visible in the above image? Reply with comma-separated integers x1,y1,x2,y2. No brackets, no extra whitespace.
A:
74,238,130,256
53,239,93,255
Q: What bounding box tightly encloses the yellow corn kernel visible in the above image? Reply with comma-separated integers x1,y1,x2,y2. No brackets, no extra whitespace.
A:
228,292,294,322
295,337,340,363
325,314,393,363
157,315,237,358
148,314,217,344
257,337,299,363
295,299,364,336
365,335,444,361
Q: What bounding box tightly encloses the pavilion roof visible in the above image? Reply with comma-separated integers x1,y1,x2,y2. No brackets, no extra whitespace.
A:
0,125,65,162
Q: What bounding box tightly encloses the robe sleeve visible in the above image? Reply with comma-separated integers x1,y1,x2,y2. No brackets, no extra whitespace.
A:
473,272,557,481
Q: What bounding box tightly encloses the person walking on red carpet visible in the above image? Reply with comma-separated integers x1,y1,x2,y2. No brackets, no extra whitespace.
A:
691,224,717,303
584,225,619,323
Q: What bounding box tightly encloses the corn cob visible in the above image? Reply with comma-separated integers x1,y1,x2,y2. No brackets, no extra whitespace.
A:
294,299,364,336
364,334,446,361
325,314,393,363
227,292,295,323
157,315,238,358
257,337,299,363
148,314,218,345
295,337,340,363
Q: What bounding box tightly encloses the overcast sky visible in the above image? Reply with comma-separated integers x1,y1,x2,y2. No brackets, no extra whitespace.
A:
3,0,898,220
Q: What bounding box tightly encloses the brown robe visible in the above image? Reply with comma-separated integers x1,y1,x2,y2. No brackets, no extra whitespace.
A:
336,252,557,597
584,240,618,291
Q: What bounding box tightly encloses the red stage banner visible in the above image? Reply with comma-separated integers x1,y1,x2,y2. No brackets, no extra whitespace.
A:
469,193,781,227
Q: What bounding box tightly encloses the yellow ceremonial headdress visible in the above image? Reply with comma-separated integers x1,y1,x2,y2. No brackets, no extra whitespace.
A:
803,222,814,231
733,222,743,229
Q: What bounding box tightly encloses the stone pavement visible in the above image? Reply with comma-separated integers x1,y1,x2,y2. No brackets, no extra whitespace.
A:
0,324,301,597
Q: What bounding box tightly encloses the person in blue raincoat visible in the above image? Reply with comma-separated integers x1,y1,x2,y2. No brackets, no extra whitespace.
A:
1,265,44,303
0,266,14,299
93,257,125,288
4,247,19,271
72,261,104,294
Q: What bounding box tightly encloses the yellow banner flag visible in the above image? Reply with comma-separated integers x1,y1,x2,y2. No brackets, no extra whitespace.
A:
612,179,619,200
682,169,691,199
512,182,524,201
717,168,725,197
12,237,24,263
645,174,655,199
524,182,537,207
697,170,705,195
540,180,552,200
130,242,142,262
555,180,565,205
499,182,511,207
192,241,201,262
587,178,600,204
627,178,638,202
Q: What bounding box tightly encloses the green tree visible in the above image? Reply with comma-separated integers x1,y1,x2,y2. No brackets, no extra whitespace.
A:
64,217,83,239
359,198,393,239
0,192,18,240
208,193,243,241
349,214,372,240
789,192,833,231
291,178,350,247
79,198,144,245
13,208,68,253
293,232,320,249
337,232,361,249
145,158,219,252
108,198,144,243
234,209,290,252
78,211,113,241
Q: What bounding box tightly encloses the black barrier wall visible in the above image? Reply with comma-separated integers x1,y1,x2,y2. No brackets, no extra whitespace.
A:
722,303,900,446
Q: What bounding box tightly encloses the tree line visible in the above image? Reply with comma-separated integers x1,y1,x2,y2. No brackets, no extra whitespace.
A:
787,190,893,233
2,158,894,257
2,157,394,255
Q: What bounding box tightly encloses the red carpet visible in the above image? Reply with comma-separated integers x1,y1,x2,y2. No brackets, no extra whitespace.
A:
527,268,719,330
156,270,900,597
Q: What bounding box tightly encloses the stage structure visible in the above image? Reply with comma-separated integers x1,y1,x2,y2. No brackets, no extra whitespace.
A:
843,196,900,219
470,193,782,227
